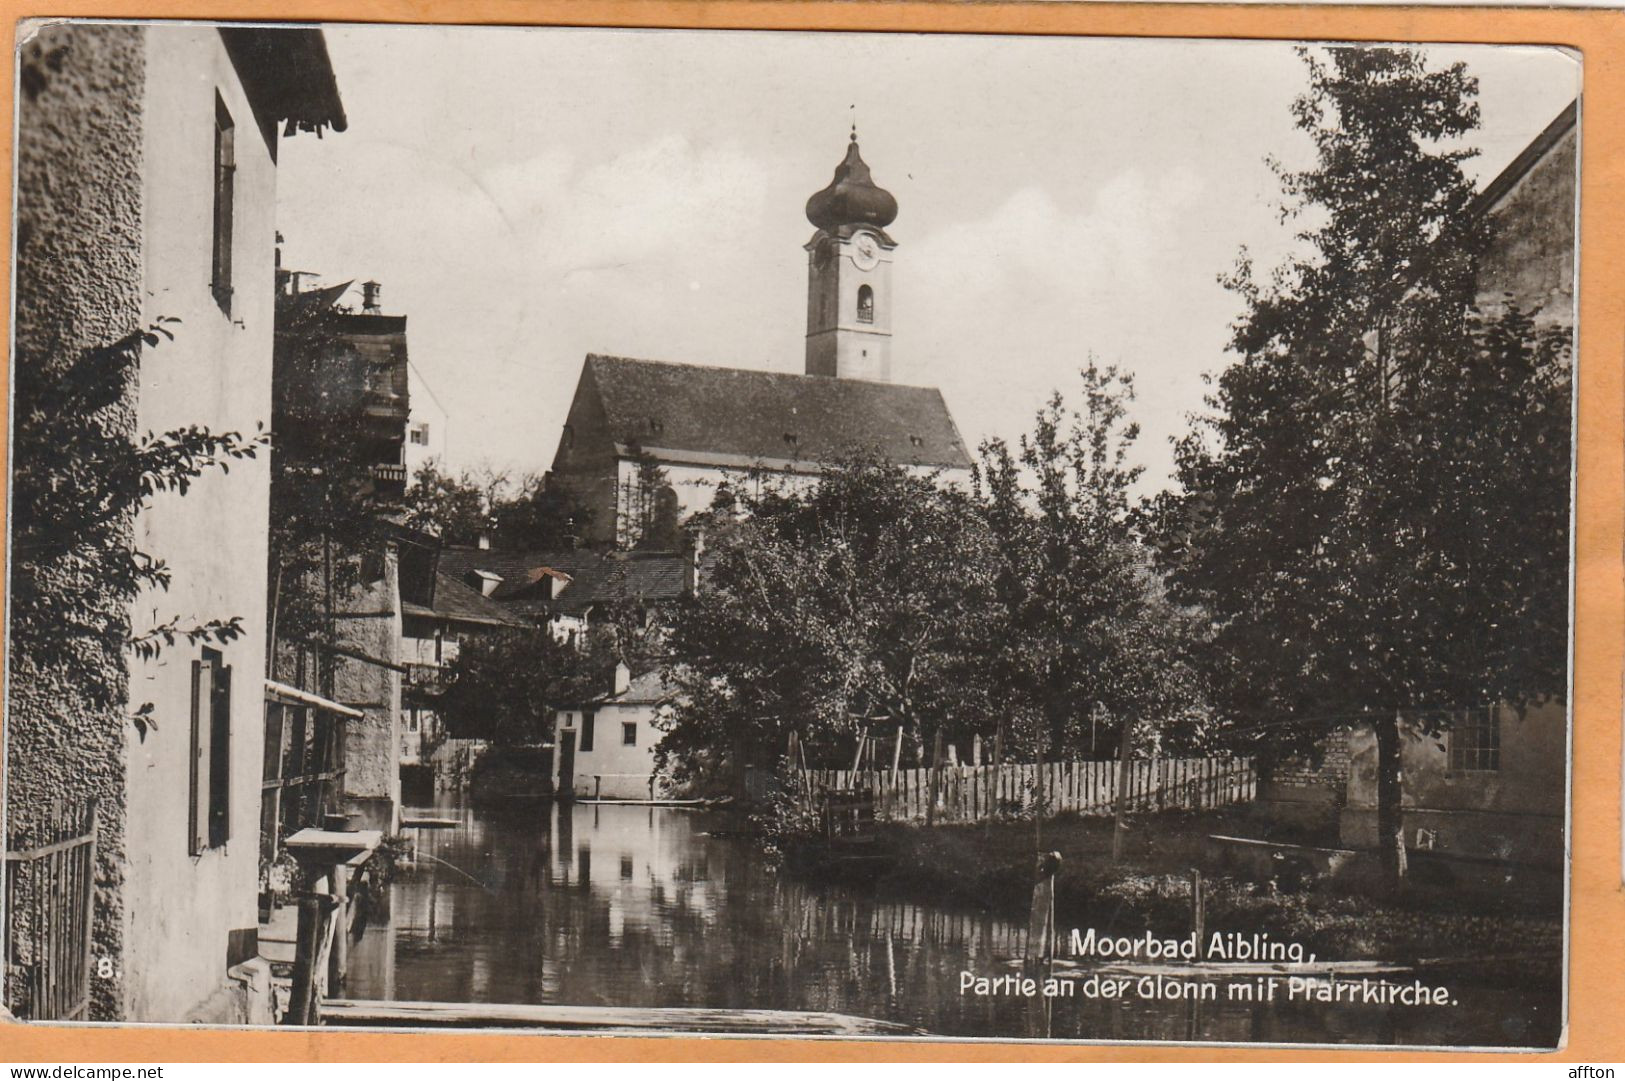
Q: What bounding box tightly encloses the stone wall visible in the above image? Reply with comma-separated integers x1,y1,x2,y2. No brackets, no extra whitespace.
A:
335,545,403,833
7,21,147,1020
1254,733,1351,836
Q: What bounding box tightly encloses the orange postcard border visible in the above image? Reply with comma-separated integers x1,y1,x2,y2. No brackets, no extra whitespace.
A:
0,0,1620,1064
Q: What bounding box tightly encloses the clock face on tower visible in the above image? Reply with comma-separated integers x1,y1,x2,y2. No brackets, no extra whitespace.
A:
852,232,880,271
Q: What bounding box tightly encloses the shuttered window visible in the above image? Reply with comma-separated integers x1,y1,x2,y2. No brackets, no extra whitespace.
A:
189,649,233,854
211,93,236,314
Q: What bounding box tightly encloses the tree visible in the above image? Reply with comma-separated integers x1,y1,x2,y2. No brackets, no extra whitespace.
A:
435,606,662,745
976,360,1207,763
434,628,600,744
403,461,491,544
1149,46,1571,882
659,458,1000,786
620,447,682,551
404,461,593,549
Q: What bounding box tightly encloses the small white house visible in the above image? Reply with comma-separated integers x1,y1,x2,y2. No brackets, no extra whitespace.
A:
551,664,672,800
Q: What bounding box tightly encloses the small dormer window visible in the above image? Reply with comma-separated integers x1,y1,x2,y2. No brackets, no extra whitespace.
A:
783,432,799,450
857,284,874,324
909,434,924,448
649,417,664,435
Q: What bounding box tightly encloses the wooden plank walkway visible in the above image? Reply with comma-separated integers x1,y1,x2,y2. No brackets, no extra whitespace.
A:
322,999,924,1035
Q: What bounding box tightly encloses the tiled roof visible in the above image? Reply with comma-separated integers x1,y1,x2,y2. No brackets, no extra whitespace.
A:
401,571,531,629
436,546,693,619
584,354,972,471
607,668,674,706
219,28,348,137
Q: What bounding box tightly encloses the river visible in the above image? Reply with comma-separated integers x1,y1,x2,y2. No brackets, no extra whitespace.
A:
344,798,1560,1047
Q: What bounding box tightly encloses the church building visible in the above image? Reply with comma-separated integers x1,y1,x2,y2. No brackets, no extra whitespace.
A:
547,133,973,547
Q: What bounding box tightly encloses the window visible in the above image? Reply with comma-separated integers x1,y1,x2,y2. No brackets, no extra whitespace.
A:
190,648,233,854
211,94,236,315
409,423,430,446
622,722,637,747
857,284,874,324
1447,708,1500,772
580,711,595,752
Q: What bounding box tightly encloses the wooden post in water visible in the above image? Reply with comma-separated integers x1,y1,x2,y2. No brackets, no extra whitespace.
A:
286,872,330,1025
329,865,349,991
1111,718,1136,864
1023,851,1063,964
787,731,804,814
1190,867,1205,947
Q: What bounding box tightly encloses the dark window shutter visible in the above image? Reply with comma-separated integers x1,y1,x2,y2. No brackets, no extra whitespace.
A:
209,664,233,848
211,93,236,314
189,660,210,855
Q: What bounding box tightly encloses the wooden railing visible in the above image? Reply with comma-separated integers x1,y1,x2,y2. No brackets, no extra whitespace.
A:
3,800,97,1020
753,756,1255,824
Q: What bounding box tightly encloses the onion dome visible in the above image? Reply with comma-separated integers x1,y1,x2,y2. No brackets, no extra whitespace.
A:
806,134,898,232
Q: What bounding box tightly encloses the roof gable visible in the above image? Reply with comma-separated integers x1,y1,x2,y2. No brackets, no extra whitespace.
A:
1470,99,1577,220
578,355,972,471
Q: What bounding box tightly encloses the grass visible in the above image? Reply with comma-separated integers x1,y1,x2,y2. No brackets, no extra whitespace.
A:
809,808,1562,976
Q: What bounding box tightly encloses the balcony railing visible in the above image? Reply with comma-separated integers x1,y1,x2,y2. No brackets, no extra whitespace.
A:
405,662,445,687
371,463,407,485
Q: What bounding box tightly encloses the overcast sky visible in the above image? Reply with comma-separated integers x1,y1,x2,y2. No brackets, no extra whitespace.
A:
275,28,1579,489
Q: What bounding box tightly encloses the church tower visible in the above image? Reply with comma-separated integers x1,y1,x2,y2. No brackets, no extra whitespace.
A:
804,131,897,382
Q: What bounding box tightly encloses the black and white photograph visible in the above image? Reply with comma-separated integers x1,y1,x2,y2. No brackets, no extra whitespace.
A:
2,20,1577,1049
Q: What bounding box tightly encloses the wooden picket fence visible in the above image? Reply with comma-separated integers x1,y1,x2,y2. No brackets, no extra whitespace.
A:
751,757,1255,824
3,799,97,1020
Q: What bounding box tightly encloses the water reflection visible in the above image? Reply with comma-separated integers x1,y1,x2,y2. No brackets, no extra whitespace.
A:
346,799,1557,1046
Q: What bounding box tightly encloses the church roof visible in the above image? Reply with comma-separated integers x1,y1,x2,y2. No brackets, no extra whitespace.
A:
806,135,899,232
582,354,972,472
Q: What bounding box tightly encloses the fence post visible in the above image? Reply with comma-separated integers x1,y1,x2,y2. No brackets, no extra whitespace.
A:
936,728,949,822
1112,718,1137,864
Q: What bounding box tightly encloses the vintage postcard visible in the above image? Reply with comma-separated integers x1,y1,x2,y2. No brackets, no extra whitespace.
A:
1,19,1579,1052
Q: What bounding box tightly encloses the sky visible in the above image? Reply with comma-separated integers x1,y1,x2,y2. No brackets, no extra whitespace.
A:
275,28,1580,490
